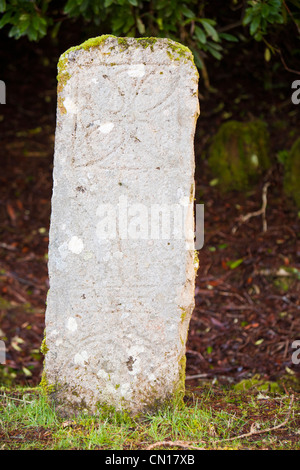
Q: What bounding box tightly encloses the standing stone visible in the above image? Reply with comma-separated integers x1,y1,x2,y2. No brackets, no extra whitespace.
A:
43,35,199,415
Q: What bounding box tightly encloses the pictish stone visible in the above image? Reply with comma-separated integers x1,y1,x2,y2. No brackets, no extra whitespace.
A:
43,35,199,415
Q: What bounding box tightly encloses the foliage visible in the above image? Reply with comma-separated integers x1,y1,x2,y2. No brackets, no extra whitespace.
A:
0,0,299,70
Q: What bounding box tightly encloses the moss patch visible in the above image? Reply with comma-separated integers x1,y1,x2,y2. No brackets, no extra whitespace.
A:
283,137,300,208
39,371,56,396
166,39,194,65
208,119,271,192
40,336,48,356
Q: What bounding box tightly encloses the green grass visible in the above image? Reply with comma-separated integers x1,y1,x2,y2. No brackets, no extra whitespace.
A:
0,385,299,450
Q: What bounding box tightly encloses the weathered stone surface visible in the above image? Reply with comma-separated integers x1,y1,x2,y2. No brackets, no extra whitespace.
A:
44,35,199,415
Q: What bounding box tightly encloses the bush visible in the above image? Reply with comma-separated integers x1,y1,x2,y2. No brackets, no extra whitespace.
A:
0,1,299,71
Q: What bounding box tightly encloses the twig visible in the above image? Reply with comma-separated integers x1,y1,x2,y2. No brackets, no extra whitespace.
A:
0,394,33,404
218,20,243,33
0,242,17,251
232,182,270,234
282,0,300,34
185,373,209,380
146,440,205,450
278,49,300,76
215,394,294,443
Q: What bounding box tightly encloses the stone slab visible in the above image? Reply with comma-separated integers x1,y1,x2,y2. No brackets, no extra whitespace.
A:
43,36,199,415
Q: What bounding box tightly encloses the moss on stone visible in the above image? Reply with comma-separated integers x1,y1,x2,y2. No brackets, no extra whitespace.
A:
58,35,195,70
166,39,194,64
283,137,300,208
208,120,271,192
117,37,130,50
136,37,158,50
40,336,48,356
56,35,115,114
59,34,115,64
180,308,187,322
39,370,56,395
176,354,186,401
56,34,197,114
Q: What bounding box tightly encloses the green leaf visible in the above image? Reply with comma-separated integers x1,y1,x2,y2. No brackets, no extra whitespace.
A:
51,20,61,39
0,0,6,13
79,0,90,13
190,47,204,70
218,243,228,250
194,25,206,44
209,178,219,186
227,258,244,269
250,15,261,35
264,47,271,62
220,32,238,42
157,17,163,30
22,366,32,377
104,0,114,6
64,0,78,15
243,10,253,26
128,0,138,5
181,5,195,18
136,17,145,34
261,4,270,19
0,11,12,28
255,339,264,346
200,19,219,41
206,43,222,60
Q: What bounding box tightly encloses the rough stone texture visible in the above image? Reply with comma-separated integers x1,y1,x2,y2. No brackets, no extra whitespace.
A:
44,36,199,415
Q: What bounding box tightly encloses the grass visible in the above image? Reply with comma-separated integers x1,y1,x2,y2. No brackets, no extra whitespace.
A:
0,384,299,450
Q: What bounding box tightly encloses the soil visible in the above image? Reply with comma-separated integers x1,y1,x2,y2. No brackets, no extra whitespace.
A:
0,29,299,391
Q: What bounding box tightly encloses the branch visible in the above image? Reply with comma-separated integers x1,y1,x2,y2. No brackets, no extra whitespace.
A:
218,20,243,33
146,440,205,451
278,49,300,76
232,181,270,234
282,0,300,34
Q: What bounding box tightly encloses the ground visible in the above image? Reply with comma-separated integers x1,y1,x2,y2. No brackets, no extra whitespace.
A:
0,30,299,448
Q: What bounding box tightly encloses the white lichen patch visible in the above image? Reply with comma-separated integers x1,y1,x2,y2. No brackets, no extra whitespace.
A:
120,383,131,398
97,369,109,379
74,350,89,366
68,236,84,254
99,122,114,134
58,242,69,259
127,64,145,77
66,317,78,332
48,329,58,337
64,97,77,114
113,251,123,259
